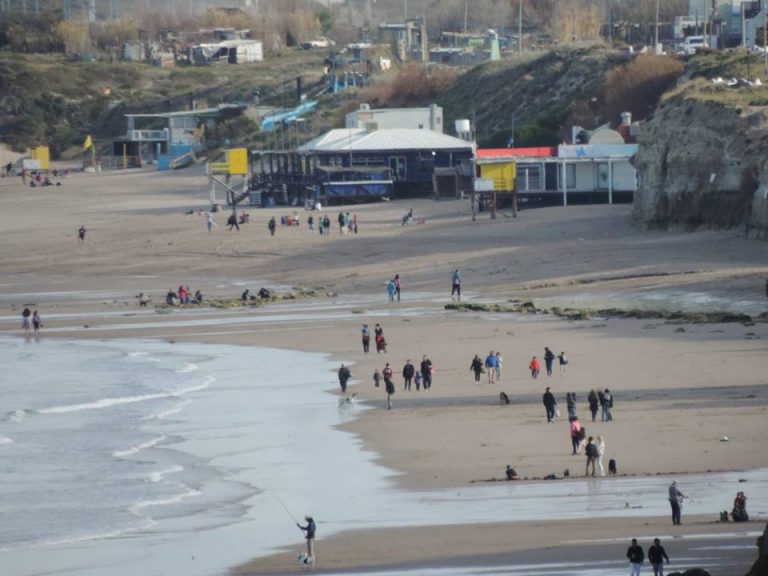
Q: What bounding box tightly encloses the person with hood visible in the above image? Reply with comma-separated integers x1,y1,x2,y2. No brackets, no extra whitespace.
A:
337,364,351,394
297,516,316,560
542,387,557,423
451,269,461,300
470,354,484,384
626,538,645,576
402,360,415,391
648,538,670,576
544,346,556,376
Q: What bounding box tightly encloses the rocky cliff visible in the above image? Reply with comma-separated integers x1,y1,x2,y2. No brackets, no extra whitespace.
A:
632,94,768,239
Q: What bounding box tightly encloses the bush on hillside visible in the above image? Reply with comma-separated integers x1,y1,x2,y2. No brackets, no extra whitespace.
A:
361,65,457,108
604,54,683,124
0,13,64,53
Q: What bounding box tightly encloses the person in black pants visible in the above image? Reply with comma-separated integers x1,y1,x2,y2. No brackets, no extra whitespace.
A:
542,387,557,423
470,354,483,384
668,481,686,525
402,360,415,391
544,346,555,376
420,355,433,390
648,538,670,576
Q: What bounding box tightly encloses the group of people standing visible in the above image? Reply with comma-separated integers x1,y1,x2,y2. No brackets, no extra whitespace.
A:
369,356,434,410
386,274,402,302
361,323,387,353
528,347,567,379
627,537,670,576
469,351,502,384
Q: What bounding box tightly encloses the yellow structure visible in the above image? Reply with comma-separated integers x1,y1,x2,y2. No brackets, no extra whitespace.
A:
479,161,516,191
210,148,248,176
30,146,50,171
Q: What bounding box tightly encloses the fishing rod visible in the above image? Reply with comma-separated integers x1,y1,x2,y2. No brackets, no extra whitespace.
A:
270,490,302,529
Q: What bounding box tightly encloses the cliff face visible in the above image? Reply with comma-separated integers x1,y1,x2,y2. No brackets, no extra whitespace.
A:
632,98,768,238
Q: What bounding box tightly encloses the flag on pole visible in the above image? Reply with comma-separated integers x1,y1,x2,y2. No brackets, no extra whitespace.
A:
83,135,93,150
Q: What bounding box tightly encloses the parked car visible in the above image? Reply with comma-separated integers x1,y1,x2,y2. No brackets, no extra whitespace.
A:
302,37,335,49
678,36,707,55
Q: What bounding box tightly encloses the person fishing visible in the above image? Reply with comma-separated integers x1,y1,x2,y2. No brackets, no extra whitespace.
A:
297,515,316,560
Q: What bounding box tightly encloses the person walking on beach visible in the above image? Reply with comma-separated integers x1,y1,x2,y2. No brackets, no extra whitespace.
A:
77,225,87,243
21,307,32,334
484,350,498,384
588,389,599,422
268,216,276,236
372,367,381,388
451,269,461,300
382,363,395,409
297,515,316,561
668,481,686,525
386,279,397,302
361,324,370,353
529,356,541,379
494,351,503,380
542,387,557,422
566,392,577,419
206,212,216,233
648,538,670,576
414,370,422,391
585,436,599,477
374,323,387,353
569,417,582,455
470,354,484,385
626,538,645,576
393,274,401,301
337,364,351,394
32,310,42,333
420,355,433,390
558,351,568,375
402,360,415,391
544,346,555,377
603,388,614,421
597,434,606,476
227,212,240,231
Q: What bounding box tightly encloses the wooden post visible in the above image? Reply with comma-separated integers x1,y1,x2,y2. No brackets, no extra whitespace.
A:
122,143,127,170
491,189,497,219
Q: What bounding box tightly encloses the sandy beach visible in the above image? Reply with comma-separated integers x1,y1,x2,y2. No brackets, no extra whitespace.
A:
1,165,766,575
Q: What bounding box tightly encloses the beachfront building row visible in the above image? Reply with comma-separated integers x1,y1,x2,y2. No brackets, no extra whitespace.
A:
246,129,638,208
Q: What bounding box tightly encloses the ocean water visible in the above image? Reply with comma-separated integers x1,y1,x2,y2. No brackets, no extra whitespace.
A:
1,336,765,576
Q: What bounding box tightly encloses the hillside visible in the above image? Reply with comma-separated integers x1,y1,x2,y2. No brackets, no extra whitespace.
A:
0,50,328,157
438,45,632,147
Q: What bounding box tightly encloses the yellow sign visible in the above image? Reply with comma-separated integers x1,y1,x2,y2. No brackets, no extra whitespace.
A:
83,135,93,150
479,161,516,191
210,148,248,176
30,146,50,170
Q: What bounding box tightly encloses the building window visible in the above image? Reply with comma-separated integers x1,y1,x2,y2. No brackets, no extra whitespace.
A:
558,163,576,189
596,163,609,191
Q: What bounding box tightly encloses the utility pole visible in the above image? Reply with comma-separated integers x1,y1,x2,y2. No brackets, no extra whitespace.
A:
518,0,523,54
764,2,767,74
464,0,468,34
654,0,660,50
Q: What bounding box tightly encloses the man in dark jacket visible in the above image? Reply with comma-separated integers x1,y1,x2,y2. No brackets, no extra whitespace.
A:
648,538,670,576
626,538,644,576
402,360,415,391
542,387,557,423
338,364,351,394
420,355,433,390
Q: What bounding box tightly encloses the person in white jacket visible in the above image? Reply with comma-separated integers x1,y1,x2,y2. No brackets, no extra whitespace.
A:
597,435,606,477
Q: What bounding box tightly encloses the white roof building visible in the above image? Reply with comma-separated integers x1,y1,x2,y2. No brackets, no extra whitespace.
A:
298,128,473,153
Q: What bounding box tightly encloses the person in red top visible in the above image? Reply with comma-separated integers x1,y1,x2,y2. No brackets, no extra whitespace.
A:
529,356,541,379
570,417,582,455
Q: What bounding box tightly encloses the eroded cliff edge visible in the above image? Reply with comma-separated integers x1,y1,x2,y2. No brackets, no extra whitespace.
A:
633,95,768,239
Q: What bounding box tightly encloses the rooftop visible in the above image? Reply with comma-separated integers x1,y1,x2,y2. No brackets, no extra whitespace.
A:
298,128,473,153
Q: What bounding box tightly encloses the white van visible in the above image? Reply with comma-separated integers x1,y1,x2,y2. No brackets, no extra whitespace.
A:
679,36,707,55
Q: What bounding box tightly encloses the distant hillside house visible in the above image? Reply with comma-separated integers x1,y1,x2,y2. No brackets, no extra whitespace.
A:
345,103,443,132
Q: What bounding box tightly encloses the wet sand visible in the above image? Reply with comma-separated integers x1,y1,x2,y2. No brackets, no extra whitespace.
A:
1,165,766,574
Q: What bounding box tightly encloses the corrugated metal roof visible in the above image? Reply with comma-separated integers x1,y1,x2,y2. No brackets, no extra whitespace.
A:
298,128,473,153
